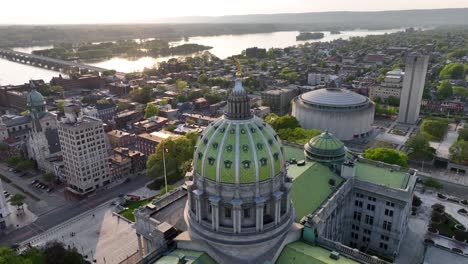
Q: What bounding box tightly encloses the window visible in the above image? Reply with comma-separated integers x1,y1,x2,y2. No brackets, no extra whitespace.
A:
353,212,362,221
367,204,375,211
352,224,360,231
364,229,372,235
365,215,374,225
383,221,392,231
368,196,376,202
351,232,359,240
385,209,394,217
386,201,395,207
362,236,370,243
225,208,232,218
244,208,250,218
355,193,364,198
355,200,363,208
350,242,357,248
381,235,389,241
379,243,388,250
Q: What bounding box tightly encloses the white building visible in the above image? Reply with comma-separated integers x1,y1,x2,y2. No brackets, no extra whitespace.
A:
397,55,429,124
292,88,375,140
58,103,110,195
0,180,9,231
369,70,405,100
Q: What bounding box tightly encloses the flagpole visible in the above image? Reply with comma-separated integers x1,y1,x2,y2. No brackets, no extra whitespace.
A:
162,142,168,195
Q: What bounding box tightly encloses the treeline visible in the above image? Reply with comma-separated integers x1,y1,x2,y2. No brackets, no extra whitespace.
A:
31,40,211,60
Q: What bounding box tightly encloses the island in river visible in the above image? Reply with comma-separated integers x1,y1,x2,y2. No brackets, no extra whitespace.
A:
32,40,212,61
296,32,325,41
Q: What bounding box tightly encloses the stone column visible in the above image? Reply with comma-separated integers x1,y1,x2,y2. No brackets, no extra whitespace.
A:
273,191,283,225
231,199,243,234
193,189,204,223
255,197,266,232
137,234,144,257
209,196,221,232
143,237,149,256
284,182,292,214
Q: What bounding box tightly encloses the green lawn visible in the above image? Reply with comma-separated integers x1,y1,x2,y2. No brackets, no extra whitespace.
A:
355,162,410,189
119,198,153,222
277,241,359,264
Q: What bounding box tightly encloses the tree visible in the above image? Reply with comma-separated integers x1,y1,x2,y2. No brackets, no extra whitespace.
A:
96,98,110,105
277,127,321,144
43,173,55,183
458,128,468,141
49,85,64,94
386,96,400,107
405,133,435,160
10,193,26,211
363,148,408,167
175,80,188,93
439,63,465,80
146,132,198,183
453,86,468,100
198,73,208,85
130,86,152,104
15,160,35,172
436,80,453,100
116,101,130,111
420,119,449,141
449,140,468,165
265,114,300,131
56,100,65,113
144,104,160,119
278,67,299,83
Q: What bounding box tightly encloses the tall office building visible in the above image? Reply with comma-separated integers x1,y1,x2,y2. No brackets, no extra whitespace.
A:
397,55,429,124
58,103,110,195
0,180,10,230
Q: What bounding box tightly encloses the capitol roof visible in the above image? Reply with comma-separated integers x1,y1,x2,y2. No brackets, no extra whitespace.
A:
300,88,369,107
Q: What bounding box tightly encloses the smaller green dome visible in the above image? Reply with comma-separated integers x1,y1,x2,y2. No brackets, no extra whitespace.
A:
304,131,346,163
27,89,45,107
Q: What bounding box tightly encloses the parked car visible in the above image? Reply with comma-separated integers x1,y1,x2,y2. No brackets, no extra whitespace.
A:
31,179,37,185
46,188,53,193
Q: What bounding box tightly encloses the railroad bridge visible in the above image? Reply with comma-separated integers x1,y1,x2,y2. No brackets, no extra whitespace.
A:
0,48,109,73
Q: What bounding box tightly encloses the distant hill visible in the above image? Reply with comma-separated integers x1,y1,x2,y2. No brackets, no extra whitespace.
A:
158,8,468,28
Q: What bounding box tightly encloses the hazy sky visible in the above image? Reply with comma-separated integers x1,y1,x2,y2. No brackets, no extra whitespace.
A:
1,0,467,24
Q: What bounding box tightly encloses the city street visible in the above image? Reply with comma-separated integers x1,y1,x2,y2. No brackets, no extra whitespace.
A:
0,173,151,246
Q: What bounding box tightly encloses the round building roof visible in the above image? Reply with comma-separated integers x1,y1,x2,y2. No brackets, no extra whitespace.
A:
300,88,369,107
27,89,45,107
304,131,347,163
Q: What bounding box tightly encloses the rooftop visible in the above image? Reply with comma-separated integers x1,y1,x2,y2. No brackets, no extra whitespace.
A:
277,241,359,264
284,145,343,221
154,249,217,264
300,88,369,107
354,161,410,190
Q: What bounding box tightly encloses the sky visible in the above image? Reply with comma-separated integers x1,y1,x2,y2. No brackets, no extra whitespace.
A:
1,0,467,24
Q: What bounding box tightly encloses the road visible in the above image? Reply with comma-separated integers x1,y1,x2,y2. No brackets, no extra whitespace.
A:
0,175,150,246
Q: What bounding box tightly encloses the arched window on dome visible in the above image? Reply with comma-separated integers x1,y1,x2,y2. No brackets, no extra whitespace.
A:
242,145,249,152
224,160,232,169
260,158,267,167
242,160,251,169
208,157,215,166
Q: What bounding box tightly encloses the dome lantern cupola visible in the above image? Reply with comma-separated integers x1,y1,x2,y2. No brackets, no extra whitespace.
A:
224,59,252,120
27,81,47,120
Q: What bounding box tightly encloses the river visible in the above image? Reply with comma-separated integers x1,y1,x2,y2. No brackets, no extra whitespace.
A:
0,28,403,85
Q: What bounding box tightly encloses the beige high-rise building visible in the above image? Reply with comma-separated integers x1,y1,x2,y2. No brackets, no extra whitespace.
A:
58,103,110,194
397,55,429,124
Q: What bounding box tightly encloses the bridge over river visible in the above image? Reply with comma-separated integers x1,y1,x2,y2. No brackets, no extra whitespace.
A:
0,48,110,74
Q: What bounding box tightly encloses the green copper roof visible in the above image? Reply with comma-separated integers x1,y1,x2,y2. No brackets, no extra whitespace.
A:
355,161,410,189
193,116,284,184
284,145,343,221
27,89,45,107
305,131,346,163
277,241,359,264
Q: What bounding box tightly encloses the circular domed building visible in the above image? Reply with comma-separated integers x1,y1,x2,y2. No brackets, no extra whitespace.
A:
304,131,347,163
184,78,295,263
27,88,47,120
292,88,374,140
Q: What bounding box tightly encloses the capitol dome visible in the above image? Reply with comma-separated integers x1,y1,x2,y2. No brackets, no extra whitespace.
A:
292,88,375,141
304,131,347,163
185,77,294,263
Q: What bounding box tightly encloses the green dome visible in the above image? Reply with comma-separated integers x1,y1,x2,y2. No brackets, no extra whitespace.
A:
304,131,346,163
193,116,284,184
27,89,46,119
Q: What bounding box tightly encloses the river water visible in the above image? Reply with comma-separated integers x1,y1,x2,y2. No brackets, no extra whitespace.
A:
0,29,403,85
